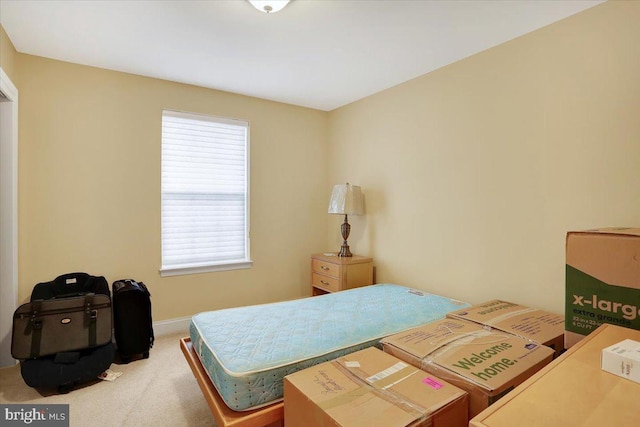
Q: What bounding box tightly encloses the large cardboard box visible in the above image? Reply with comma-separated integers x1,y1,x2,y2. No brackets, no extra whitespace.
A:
284,347,468,427
469,324,640,427
381,319,554,418
565,227,640,348
447,300,564,358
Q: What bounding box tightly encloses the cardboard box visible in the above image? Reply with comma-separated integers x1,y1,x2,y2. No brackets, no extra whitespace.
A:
470,324,640,427
284,347,468,427
565,227,640,348
447,300,565,358
601,338,640,384
381,319,554,418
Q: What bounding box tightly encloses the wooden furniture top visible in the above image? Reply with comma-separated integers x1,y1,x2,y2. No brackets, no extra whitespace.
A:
469,324,640,427
311,253,372,264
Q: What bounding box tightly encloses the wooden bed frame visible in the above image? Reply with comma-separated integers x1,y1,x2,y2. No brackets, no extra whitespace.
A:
180,337,284,427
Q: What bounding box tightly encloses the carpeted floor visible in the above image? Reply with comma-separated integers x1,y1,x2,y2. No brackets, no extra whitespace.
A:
0,332,216,426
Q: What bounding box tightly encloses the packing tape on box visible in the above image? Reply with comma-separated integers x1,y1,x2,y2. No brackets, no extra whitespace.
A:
426,328,504,349
365,362,419,390
482,307,538,326
316,386,373,410
315,360,429,424
421,329,513,368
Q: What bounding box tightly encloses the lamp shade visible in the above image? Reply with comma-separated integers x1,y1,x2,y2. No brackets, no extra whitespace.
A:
328,183,364,216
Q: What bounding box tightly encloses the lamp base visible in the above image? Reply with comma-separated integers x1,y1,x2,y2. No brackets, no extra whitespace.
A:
338,214,353,257
338,244,353,257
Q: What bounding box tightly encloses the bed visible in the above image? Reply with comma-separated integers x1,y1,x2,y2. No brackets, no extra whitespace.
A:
181,283,468,426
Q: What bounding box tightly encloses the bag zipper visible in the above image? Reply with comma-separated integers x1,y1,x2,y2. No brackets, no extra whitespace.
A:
16,302,111,319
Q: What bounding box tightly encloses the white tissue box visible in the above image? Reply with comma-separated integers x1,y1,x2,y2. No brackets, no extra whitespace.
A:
601,339,640,384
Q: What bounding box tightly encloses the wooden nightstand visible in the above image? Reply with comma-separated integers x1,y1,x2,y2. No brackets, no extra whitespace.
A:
310,253,373,296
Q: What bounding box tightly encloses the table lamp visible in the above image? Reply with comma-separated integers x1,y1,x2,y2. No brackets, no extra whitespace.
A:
328,183,364,257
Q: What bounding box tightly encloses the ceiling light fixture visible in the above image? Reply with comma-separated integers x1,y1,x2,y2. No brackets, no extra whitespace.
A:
248,0,290,14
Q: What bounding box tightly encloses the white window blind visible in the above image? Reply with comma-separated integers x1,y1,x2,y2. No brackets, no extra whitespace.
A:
161,110,250,276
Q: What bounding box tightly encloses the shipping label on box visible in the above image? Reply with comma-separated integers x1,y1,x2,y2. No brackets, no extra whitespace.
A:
601,339,640,384
565,228,640,347
381,319,554,418
447,300,565,357
284,346,468,427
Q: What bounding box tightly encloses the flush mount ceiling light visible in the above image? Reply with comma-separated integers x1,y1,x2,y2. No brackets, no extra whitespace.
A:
248,0,290,14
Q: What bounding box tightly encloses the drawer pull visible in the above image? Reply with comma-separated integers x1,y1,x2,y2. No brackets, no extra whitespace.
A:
320,266,330,271
320,280,330,285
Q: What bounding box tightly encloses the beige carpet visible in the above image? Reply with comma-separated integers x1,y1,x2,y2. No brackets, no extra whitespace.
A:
0,332,216,426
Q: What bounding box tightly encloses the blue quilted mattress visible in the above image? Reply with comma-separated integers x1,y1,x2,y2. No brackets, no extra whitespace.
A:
189,283,468,411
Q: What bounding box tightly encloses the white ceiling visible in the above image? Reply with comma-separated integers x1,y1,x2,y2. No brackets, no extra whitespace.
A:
0,0,604,111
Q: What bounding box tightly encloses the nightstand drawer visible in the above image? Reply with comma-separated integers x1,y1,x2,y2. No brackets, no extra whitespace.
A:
311,273,340,292
312,259,340,277
310,253,373,296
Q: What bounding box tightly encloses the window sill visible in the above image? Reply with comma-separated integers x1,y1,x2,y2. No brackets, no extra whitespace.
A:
159,260,253,277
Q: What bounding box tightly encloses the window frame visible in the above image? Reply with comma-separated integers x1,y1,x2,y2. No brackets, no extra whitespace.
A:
159,109,251,277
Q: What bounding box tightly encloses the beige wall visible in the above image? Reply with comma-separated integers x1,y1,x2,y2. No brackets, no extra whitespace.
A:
16,55,328,320
7,0,640,322
0,25,17,80
327,1,640,314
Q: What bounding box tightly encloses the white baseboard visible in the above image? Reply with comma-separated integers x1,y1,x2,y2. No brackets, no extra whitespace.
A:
153,316,191,337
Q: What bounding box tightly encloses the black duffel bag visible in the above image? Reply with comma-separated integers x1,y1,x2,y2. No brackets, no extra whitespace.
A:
20,342,115,393
11,293,112,359
31,272,111,300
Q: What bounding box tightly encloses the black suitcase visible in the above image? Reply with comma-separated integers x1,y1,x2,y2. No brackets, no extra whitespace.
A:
112,279,154,362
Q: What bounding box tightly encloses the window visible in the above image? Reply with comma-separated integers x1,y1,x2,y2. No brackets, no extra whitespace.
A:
160,110,251,276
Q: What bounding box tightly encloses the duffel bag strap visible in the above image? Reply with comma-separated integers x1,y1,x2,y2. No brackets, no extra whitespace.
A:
84,294,98,347
29,300,43,358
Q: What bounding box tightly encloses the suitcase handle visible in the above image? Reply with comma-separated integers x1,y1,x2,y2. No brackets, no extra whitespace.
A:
29,301,43,358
